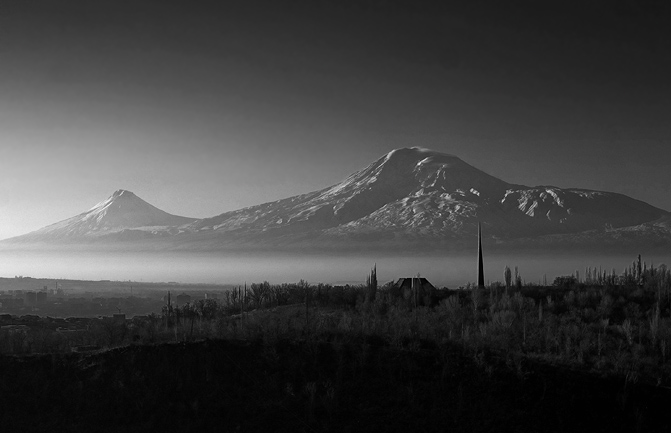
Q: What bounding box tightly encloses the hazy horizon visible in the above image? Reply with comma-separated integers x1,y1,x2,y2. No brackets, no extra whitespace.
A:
1,247,668,289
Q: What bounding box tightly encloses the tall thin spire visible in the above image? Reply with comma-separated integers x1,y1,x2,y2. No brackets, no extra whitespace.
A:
477,222,485,289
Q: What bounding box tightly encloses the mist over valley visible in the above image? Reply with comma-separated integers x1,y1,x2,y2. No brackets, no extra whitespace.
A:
1,147,669,288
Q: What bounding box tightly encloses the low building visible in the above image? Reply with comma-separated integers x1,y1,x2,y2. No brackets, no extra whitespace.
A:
176,293,191,305
394,277,436,306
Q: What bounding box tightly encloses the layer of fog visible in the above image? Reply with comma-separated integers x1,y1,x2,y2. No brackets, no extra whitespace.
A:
1,248,668,288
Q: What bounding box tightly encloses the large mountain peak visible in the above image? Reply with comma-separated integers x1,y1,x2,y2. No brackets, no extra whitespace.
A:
382,147,459,165
326,147,510,201
191,147,669,248
373,147,462,176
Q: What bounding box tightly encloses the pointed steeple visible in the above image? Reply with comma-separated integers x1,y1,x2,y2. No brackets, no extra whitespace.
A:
477,222,485,289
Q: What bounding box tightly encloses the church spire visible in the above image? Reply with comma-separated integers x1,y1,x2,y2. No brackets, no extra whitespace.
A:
477,222,485,289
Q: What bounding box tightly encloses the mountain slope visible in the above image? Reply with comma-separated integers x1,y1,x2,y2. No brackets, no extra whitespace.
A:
5,190,196,243
180,147,668,249
186,148,510,236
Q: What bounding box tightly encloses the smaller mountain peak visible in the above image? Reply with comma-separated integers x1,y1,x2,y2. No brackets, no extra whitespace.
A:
86,190,141,212
109,190,141,201
112,189,134,197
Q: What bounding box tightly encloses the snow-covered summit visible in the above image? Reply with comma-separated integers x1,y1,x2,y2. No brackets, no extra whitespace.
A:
79,189,194,228
88,189,138,211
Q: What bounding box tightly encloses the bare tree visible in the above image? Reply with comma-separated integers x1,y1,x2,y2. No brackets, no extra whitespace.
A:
504,266,512,294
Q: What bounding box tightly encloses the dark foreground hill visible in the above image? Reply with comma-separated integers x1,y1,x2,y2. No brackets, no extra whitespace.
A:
2,338,670,432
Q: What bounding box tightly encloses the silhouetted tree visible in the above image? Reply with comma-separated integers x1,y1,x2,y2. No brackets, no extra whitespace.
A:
366,264,378,303
504,266,512,294
514,267,522,290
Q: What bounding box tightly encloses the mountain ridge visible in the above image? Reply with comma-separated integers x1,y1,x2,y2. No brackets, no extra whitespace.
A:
3,147,670,251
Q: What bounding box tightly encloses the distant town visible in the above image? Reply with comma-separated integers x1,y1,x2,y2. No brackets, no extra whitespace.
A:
0,275,232,317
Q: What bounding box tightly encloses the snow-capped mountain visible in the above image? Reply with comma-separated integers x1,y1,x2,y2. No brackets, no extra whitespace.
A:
4,148,670,251
180,147,668,249
7,189,196,242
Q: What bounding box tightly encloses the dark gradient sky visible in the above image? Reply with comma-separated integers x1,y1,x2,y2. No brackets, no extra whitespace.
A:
1,0,670,240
